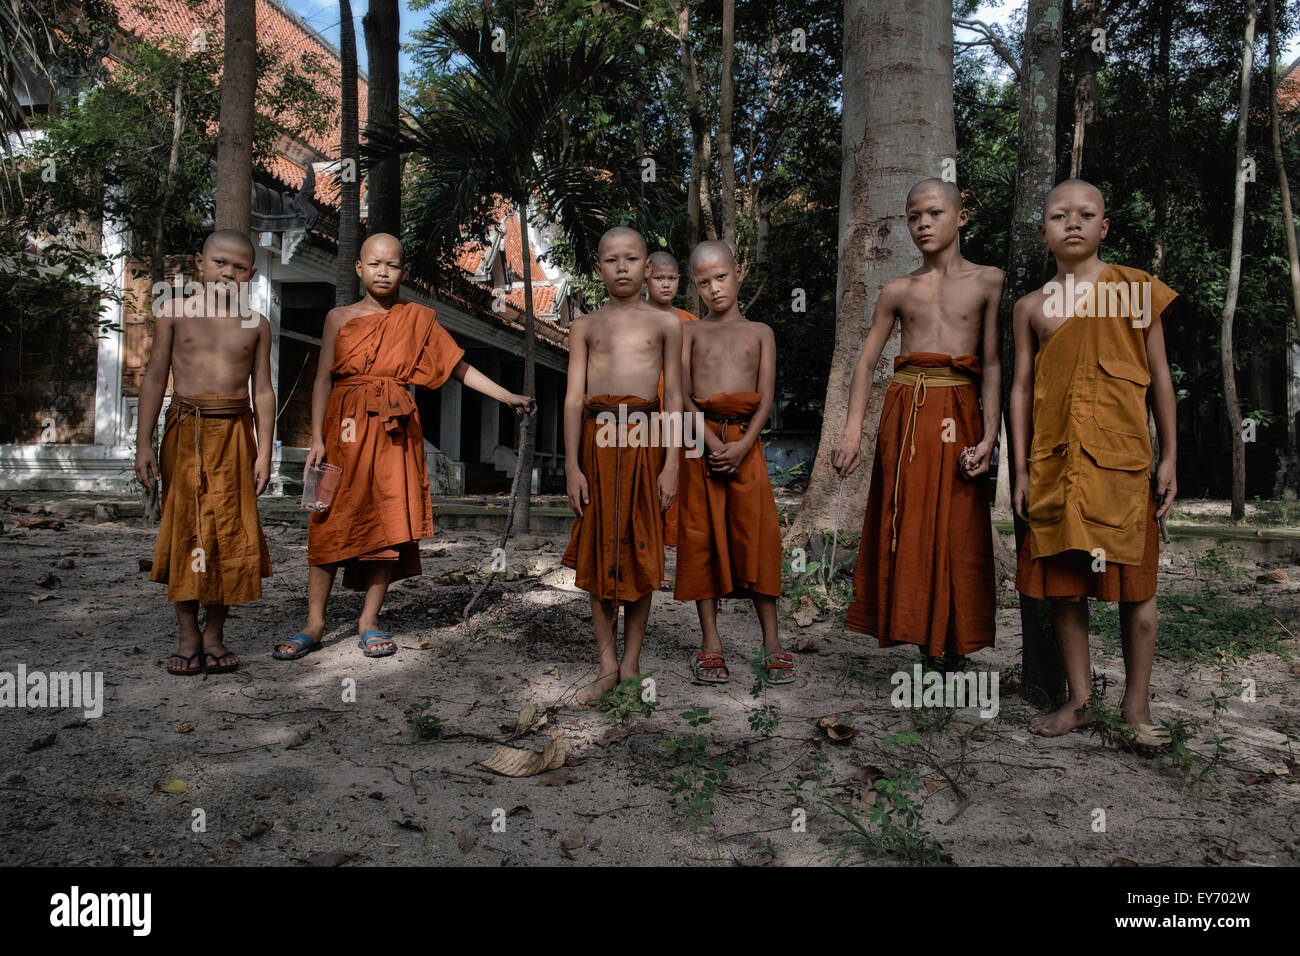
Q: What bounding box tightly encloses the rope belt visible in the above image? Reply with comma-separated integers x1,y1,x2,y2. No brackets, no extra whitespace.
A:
582,398,661,607
170,394,252,557
887,365,976,554
700,409,750,444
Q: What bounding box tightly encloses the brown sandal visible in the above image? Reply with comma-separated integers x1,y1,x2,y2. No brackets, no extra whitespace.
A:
692,652,729,685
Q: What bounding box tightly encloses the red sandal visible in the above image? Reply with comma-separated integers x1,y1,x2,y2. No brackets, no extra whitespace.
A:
692,651,729,685
763,651,795,685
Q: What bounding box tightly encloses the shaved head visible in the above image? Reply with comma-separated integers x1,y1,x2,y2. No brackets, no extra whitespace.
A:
1044,178,1105,217
689,240,737,272
598,226,647,257
907,178,963,211
648,251,679,272
359,232,404,263
202,229,255,260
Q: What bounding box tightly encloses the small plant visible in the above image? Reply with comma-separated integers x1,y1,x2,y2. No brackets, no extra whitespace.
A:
597,671,660,724
747,648,781,737
406,699,444,739
663,706,728,830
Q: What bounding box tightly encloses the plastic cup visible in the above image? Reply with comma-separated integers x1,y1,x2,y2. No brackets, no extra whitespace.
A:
301,462,342,512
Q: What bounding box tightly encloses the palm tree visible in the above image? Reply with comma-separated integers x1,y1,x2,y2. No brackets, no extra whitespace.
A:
215,0,256,234
335,0,360,306
370,10,627,533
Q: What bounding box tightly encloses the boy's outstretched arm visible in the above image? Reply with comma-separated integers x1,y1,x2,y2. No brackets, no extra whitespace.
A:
831,283,898,478
709,324,776,475
451,361,536,415
251,315,276,494
1009,296,1037,522
965,269,1005,478
563,319,589,517
134,308,174,490
1146,309,1178,518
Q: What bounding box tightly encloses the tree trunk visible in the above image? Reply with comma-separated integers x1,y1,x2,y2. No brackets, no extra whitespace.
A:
516,200,536,532
1003,0,1066,708
1268,0,1300,493
214,0,255,235
718,0,737,251
151,69,184,290
789,0,955,541
1150,0,1171,277
335,0,361,307
363,0,401,236
676,0,705,313
1068,0,1099,178
1221,0,1257,521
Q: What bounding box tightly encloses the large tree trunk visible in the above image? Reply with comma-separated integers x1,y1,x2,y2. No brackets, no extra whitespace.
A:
1269,0,1300,493
1221,0,1257,521
1003,0,1066,708
214,0,256,235
1150,0,1171,277
516,200,536,532
335,0,361,307
363,0,401,236
1068,0,1100,178
789,0,955,541
151,70,184,290
676,0,705,313
718,0,737,251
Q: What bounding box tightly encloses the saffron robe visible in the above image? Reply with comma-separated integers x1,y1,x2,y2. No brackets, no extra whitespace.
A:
151,393,272,605
561,395,666,604
673,391,783,601
308,301,465,590
844,353,996,656
660,308,699,547
1016,263,1178,600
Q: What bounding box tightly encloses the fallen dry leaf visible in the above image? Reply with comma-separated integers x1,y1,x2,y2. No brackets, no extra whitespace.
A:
35,572,60,588
400,642,435,650
816,714,859,743
104,793,126,805
457,830,476,854
246,821,270,839
561,830,585,851
16,517,64,530
153,779,187,795
737,853,775,867
1257,569,1290,584
792,593,819,628
305,850,355,867
922,777,945,794
1111,856,1140,867
175,722,194,734
476,728,566,777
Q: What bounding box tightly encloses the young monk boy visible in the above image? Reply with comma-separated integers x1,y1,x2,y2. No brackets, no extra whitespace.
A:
275,233,534,661
645,250,698,576
675,241,789,684
136,229,274,676
833,179,1003,659
1010,179,1179,747
562,226,682,702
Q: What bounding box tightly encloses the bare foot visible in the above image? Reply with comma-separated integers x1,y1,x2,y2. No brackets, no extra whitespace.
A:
575,672,619,706
618,659,643,684
1030,699,1094,737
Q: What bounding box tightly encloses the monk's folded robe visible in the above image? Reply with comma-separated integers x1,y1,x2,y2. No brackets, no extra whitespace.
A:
151,393,272,605
308,301,465,590
660,308,699,548
844,353,995,656
561,395,666,604
673,391,782,601
1016,263,1178,603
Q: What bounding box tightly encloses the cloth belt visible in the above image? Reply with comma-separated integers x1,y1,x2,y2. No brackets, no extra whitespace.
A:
170,394,253,557
700,408,751,444
887,364,978,554
335,374,416,435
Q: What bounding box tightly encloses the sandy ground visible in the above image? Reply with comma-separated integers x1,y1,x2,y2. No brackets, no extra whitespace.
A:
1,495,1298,867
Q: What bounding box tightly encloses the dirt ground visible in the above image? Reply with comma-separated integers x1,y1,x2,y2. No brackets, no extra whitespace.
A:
1,493,1298,867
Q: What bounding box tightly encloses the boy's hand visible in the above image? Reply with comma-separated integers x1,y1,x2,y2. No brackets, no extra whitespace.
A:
254,455,271,496
961,439,994,479
567,470,589,517
306,441,326,471
658,468,677,512
135,447,160,491
709,441,745,475
507,393,537,416
1012,480,1029,523
1154,458,1177,520
831,436,861,479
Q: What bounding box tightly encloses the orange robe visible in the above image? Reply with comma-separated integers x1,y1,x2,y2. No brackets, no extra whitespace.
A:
673,392,782,601
844,353,995,655
308,301,465,590
151,393,272,605
1016,263,1178,602
659,307,699,547
561,395,665,604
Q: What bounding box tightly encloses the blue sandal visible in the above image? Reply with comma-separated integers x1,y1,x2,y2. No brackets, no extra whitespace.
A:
357,630,396,658
273,633,322,660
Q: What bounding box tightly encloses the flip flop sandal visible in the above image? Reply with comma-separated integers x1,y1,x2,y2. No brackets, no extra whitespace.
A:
202,651,240,675
692,651,729,684
358,629,396,658
763,651,796,685
166,651,203,676
273,633,322,661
